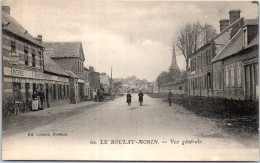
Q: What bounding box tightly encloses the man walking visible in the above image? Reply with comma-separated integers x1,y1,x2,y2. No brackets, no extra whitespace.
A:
126,91,132,106
168,89,173,106
138,89,144,106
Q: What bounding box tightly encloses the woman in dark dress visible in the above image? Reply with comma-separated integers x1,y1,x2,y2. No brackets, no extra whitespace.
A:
138,90,144,106
126,91,132,106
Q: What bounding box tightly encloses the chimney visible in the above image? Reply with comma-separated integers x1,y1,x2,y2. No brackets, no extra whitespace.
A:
229,10,241,24
219,19,229,32
36,35,42,43
229,10,241,38
2,6,10,15
89,66,94,72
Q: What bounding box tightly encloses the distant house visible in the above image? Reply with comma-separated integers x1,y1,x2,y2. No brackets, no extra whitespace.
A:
43,42,86,103
100,72,110,91
212,18,258,100
148,82,159,93
84,67,91,99
89,66,100,97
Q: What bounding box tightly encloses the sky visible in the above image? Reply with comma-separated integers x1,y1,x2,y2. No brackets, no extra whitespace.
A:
2,0,259,81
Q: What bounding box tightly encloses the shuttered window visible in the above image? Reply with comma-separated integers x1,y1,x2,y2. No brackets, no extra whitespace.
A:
237,62,241,87
225,66,229,88
231,64,235,87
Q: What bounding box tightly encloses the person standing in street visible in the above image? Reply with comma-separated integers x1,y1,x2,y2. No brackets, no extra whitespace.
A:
32,91,38,111
39,89,45,110
126,91,132,106
168,89,173,106
138,89,144,106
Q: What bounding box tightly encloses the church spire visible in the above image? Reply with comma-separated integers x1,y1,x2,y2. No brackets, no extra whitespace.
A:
169,44,179,70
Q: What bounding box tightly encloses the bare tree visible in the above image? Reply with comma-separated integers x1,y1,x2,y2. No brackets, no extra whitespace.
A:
175,22,217,70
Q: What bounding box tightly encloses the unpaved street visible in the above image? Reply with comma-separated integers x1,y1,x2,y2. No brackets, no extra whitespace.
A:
2,94,259,161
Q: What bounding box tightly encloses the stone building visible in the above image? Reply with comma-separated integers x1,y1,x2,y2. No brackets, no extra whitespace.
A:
188,43,215,96
212,18,258,100
43,42,86,103
89,66,100,97
188,9,259,101
2,6,70,112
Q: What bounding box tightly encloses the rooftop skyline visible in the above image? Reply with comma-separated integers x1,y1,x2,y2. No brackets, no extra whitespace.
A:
3,0,258,81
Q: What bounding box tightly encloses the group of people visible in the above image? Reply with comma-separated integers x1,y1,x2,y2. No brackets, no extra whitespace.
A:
126,90,144,106
126,89,173,106
32,89,45,110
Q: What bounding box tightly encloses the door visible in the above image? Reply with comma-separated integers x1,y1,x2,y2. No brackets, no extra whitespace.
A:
45,83,49,108
245,64,257,100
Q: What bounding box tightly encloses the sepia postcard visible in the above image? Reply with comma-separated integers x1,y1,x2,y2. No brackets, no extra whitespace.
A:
1,0,259,161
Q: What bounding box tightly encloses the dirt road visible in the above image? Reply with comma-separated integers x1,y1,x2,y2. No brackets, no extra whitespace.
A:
2,94,259,161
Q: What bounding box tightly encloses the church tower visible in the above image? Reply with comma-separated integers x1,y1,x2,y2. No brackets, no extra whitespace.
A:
169,45,179,71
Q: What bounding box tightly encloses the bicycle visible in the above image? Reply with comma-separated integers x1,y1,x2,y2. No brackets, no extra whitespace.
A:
5,100,20,116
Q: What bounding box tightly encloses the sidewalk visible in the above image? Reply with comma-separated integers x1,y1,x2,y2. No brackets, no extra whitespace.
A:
2,100,105,138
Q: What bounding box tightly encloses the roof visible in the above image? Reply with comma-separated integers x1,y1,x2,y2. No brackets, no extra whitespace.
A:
2,11,43,47
213,27,258,62
247,34,259,48
65,70,78,78
43,42,84,59
43,54,69,77
212,28,244,62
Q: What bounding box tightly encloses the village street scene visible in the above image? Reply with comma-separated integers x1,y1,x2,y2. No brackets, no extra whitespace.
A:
1,0,259,161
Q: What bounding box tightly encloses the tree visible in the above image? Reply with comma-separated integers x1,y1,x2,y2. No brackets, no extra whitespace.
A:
156,71,172,87
175,22,217,70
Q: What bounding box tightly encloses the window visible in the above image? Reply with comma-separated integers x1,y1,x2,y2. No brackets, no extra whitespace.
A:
218,71,222,90
231,64,235,87
225,66,229,88
78,61,80,73
11,41,16,53
32,51,36,67
24,49,28,66
237,62,242,87
13,82,21,101
208,51,211,65
39,51,42,68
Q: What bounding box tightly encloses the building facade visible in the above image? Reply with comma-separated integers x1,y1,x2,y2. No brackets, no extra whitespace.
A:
187,9,259,101
212,19,258,100
2,7,70,112
188,43,215,97
43,42,86,103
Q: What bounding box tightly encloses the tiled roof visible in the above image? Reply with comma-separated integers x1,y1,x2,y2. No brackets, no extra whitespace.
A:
65,70,78,78
213,28,258,62
212,28,244,62
44,54,69,77
43,42,83,59
2,11,43,47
